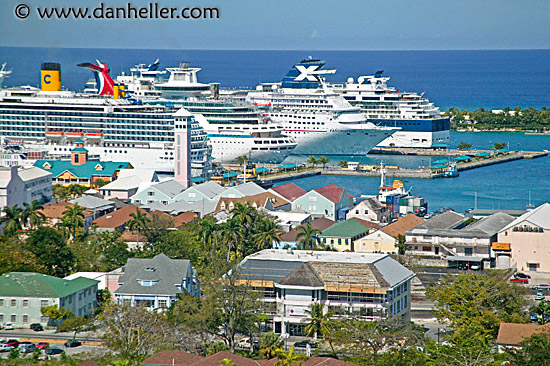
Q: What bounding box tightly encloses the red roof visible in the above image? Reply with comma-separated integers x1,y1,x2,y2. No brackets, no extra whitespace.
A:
352,217,381,230
314,184,351,204
280,217,337,242
92,205,144,229
270,182,307,202
189,351,263,366
142,350,204,366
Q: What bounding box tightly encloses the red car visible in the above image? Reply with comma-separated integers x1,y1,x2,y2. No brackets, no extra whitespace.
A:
510,277,529,284
36,342,49,350
4,340,19,348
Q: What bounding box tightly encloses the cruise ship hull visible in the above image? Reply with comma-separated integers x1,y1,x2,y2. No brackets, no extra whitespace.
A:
370,117,451,148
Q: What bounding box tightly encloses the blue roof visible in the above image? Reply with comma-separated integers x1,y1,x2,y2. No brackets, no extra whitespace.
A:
34,159,131,179
474,152,491,157
454,156,472,161
495,148,509,153
432,160,448,164
71,147,88,153
277,163,297,169
429,164,447,169
192,176,206,183
432,143,449,148
223,172,238,178
256,167,271,173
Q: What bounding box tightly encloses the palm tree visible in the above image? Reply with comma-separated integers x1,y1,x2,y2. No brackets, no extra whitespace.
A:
260,332,283,360
318,156,330,169
0,204,23,237
22,200,46,229
303,302,333,340
306,155,318,168
126,208,150,248
219,219,244,260
62,203,86,239
198,217,219,251
295,222,321,250
68,184,87,199
231,202,254,228
274,347,307,366
253,218,281,250
218,359,236,366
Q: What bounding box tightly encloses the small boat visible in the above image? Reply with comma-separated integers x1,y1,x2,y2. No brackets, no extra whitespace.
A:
65,132,84,138
45,131,63,136
85,132,103,138
443,161,459,178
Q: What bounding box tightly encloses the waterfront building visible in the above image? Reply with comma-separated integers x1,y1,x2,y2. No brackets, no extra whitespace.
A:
346,197,390,224
114,254,200,310
497,203,550,272
0,272,98,327
236,249,415,336
319,218,380,251
33,140,131,188
356,213,424,254
0,166,52,211
292,183,354,221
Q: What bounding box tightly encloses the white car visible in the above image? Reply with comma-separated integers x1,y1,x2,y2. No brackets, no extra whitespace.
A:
535,292,545,301
0,344,12,352
3,324,14,331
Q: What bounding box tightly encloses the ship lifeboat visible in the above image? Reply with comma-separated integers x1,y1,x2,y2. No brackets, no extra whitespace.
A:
45,131,63,138
85,132,103,139
65,132,84,139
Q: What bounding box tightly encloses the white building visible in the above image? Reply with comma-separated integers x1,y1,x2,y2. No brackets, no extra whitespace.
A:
237,249,415,336
0,166,52,211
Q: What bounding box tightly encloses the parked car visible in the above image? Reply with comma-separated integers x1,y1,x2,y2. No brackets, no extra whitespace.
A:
236,338,259,350
19,344,37,353
45,347,64,355
4,340,19,348
36,342,49,350
510,278,528,284
30,323,43,332
470,264,481,271
3,323,14,331
514,272,531,279
0,344,12,352
64,340,82,348
533,284,550,291
535,292,545,301
293,340,318,349
530,313,539,321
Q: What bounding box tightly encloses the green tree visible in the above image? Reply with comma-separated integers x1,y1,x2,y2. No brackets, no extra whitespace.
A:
253,217,281,250
426,272,527,338
395,234,407,255
493,142,507,150
306,156,318,167
0,204,23,237
318,156,330,169
274,347,307,366
142,211,174,246
338,160,348,168
22,200,46,229
58,316,90,341
68,184,87,199
535,300,550,324
62,203,86,240
260,332,283,360
41,305,74,327
218,358,236,366
506,329,550,366
25,226,75,277
94,178,108,189
53,184,70,201
219,219,244,260
0,237,43,274
295,222,321,250
126,208,150,249
303,302,333,340
457,142,472,150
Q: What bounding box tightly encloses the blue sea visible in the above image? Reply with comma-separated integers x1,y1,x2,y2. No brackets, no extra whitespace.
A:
0,47,549,211
0,48,549,110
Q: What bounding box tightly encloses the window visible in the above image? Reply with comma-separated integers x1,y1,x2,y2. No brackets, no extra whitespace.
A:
10,299,16,307
147,191,155,196
23,315,28,323
41,316,48,323
11,315,16,322
122,299,132,307
158,300,168,308
23,300,29,308
0,299,3,307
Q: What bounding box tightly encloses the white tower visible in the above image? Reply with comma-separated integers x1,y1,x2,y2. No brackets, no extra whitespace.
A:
174,108,192,188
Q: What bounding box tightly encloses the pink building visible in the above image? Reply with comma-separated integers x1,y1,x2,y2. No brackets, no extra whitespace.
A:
174,108,192,189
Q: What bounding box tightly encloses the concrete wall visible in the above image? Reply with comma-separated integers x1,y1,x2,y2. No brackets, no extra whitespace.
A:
500,223,550,272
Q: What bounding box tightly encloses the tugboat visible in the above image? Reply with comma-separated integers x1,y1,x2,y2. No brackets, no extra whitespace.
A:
443,161,459,178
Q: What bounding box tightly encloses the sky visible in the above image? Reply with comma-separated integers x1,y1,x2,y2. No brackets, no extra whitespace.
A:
0,0,549,50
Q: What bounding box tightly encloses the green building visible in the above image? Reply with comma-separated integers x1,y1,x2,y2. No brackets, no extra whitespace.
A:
0,272,99,328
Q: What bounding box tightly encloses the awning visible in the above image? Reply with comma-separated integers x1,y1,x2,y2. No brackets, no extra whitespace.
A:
223,172,238,178
277,163,297,169
192,176,206,183
256,167,271,173
429,164,447,169
448,256,483,262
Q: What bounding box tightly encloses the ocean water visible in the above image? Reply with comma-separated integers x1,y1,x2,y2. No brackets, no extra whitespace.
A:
276,131,550,213
0,47,549,110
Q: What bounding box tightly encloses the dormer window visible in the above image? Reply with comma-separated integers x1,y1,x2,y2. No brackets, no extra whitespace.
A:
42,162,51,169
137,279,159,286
144,267,156,272
95,164,104,171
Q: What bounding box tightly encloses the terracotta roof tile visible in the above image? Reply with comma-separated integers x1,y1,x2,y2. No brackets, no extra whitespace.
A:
174,211,199,227
496,322,550,345
352,217,381,230
189,351,263,366
270,183,307,202
93,205,143,229
40,201,93,219
381,213,424,238
216,192,289,212
313,184,346,204
280,217,336,242
142,350,204,366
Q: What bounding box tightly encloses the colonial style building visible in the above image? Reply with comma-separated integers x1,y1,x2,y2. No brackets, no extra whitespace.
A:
236,249,415,337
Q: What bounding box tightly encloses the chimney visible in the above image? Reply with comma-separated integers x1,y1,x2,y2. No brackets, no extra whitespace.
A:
41,62,61,91
173,108,192,189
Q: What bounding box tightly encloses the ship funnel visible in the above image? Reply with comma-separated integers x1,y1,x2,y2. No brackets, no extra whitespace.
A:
41,62,62,91
210,83,220,100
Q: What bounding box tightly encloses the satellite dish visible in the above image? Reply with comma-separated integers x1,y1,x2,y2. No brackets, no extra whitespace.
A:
347,77,354,84
358,76,365,84
271,84,278,90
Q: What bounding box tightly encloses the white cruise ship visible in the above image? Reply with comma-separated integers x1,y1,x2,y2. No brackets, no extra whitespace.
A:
244,59,398,156
330,71,450,148
120,61,296,163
